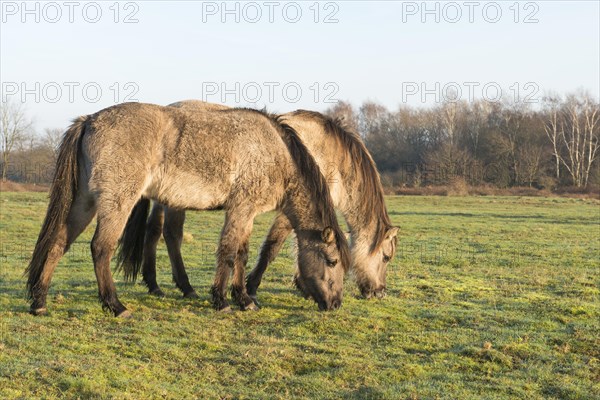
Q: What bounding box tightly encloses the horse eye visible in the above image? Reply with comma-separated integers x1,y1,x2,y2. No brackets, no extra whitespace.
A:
326,259,338,267
383,255,391,263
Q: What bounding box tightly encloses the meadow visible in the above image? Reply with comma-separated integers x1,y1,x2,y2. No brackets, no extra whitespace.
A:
0,192,598,399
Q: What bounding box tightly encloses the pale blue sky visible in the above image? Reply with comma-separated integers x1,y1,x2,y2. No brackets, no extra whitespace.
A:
1,0,599,131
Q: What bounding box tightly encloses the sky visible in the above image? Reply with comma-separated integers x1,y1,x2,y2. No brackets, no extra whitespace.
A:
1,0,599,131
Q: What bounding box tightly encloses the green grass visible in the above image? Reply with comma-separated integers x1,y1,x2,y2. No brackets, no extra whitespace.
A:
1,192,599,399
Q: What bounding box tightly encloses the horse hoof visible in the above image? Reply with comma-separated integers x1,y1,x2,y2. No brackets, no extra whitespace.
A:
249,295,260,307
242,302,260,311
149,288,165,298
218,306,232,313
30,307,47,316
116,310,133,319
183,291,199,299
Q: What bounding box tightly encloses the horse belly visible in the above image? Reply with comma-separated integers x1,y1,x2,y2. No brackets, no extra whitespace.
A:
144,170,230,210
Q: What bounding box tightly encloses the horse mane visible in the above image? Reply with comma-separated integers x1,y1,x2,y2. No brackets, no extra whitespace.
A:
289,110,393,254
232,108,350,271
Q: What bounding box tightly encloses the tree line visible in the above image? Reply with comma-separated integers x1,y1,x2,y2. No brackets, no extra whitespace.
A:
325,91,599,190
2,92,599,189
1,100,62,184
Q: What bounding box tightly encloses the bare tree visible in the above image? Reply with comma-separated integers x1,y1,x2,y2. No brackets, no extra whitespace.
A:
559,92,600,187
424,142,476,185
517,144,544,187
43,128,63,160
359,102,402,172
542,94,563,180
1,100,33,181
358,101,388,139
325,101,359,132
582,96,600,187
464,100,493,158
493,101,532,185
17,131,39,153
439,95,464,147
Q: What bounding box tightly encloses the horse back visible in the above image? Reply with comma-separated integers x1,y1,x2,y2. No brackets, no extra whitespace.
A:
80,103,293,213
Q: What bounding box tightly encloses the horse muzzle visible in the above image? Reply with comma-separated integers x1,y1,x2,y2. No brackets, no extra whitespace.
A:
317,297,342,311
361,286,386,300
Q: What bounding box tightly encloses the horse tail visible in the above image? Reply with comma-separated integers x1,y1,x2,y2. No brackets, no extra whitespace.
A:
115,198,151,281
26,115,88,299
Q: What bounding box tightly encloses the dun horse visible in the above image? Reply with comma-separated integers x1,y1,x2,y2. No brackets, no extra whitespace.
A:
118,100,398,303
26,102,350,317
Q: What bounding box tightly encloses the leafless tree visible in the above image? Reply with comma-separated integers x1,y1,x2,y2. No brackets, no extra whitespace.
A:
464,100,493,158
358,102,388,139
424,142,476,184
542,94,563,180
493,101,532,185
517,145,544,187
439,96,463,147
1,100,33,181
43,128,63,160
325,101,359,132
559,92,600,187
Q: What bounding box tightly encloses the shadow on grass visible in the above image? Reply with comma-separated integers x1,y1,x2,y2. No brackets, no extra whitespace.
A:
3,276,325,320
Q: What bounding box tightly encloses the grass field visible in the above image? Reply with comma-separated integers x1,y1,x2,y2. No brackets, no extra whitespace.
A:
0,192,598,399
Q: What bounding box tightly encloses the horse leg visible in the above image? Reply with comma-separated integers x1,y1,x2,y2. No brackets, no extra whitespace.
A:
163,207,197,298
211,208,255,312
91,198,139,317
30,192,97,315
245,213,293,303
231,239,258,311
141,203,164,296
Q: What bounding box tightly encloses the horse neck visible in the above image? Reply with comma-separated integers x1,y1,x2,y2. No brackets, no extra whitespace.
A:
281,179,327,232
283,112,386,253
311,136,381,255
292,140,382,258
342,202,380,258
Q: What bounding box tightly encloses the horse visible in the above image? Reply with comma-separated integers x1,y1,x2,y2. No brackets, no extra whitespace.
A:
117,100,398,304
25,102,350,317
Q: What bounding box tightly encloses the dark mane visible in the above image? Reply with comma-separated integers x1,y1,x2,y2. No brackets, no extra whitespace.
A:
289,110,393,253
274,114,351,272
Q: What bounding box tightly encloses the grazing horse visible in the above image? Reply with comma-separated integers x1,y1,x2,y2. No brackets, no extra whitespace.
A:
118,100,398,303
26,102,350,317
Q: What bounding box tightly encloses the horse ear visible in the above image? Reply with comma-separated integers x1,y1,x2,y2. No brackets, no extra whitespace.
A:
321,227,335,244
386,226,399,240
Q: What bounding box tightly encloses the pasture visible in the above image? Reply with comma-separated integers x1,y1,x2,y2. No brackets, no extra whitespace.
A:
0,192,598,399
